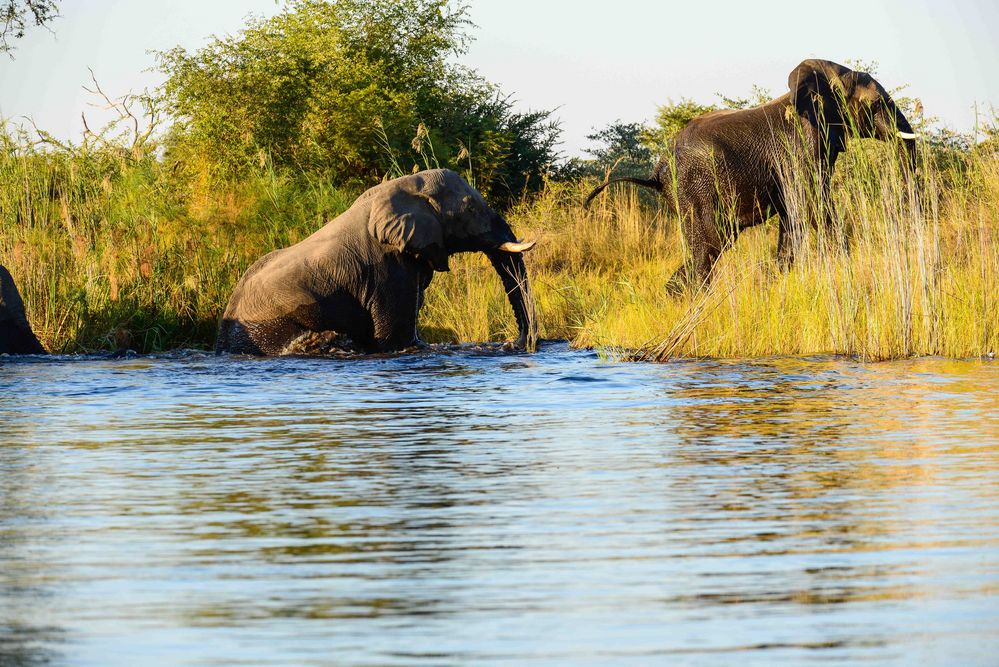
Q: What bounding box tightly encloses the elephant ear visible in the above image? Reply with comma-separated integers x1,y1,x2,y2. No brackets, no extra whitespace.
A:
788,59,852,127
368,191,450,272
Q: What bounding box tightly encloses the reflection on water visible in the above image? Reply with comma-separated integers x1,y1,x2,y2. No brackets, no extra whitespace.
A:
1,345,998,666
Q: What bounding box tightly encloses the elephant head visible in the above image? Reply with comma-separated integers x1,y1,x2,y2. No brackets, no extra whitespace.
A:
367,169,538,349
788,59,918,168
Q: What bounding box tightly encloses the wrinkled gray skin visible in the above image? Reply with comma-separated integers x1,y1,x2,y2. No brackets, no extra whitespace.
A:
0,264,46,355
587,59,918,287
217,169,537,355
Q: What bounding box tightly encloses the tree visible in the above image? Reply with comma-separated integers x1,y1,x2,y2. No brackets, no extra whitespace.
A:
1,0,58,53
157,0,560,206
642,98,718,155
579,121,654,179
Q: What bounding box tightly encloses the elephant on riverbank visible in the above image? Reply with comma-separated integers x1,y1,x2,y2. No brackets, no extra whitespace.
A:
586,59,918,288
216,169,537,355
0,264,46,355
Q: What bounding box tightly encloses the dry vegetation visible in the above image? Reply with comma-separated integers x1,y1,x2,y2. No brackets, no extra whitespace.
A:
427,142,999,360
1,132,997,360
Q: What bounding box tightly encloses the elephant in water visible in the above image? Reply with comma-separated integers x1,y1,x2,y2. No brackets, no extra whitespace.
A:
587,59,918,287
217,169,537,355
0,264,46,355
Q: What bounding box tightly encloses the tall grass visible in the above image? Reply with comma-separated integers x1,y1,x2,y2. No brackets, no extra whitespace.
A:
0,140,353,351
1,128,996,359
428,138,998,360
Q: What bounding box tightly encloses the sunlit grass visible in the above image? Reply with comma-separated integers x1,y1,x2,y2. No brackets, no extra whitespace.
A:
0,146,353,352
427,143,998,360
1,131,996,359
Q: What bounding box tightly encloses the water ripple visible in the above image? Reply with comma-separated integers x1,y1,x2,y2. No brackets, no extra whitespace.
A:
1,345,997,665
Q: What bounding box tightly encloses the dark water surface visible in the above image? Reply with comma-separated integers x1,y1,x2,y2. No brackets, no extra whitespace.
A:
1,344,997,666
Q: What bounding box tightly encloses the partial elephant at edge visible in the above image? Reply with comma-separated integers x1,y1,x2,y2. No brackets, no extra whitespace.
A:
0,264,47,355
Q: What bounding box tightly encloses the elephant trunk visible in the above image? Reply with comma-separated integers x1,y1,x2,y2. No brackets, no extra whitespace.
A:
486,250,537,352
894,106,918,172
901,135,918,173
878,102,918,172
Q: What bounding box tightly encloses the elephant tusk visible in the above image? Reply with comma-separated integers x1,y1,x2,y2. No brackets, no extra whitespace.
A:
897,131,919,140
498,239,537,253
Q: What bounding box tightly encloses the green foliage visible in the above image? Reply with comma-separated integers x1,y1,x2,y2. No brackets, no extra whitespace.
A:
642,98,718,154
1,0,57,53
157,0,559,207
578,121,655,179
716,84,773,111
644,88,772,151
575,98,719,179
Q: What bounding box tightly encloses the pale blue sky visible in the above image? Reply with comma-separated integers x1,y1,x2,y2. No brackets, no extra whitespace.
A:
1,0,996,156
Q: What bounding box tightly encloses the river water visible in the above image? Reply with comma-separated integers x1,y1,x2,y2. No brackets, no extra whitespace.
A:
1,344,997,666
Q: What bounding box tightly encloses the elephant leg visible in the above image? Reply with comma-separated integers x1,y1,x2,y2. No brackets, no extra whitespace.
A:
669,201,723,293
822,188,851,256
370,282,421,352
250,317,310,355
217,316,309,356
690,207,724,286
664,267,689,296
776,218,797,269
815,178,843,254
372,308,419,351
767,192,799,271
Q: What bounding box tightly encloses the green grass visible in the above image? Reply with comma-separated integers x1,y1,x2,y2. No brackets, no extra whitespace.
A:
1,132,997,359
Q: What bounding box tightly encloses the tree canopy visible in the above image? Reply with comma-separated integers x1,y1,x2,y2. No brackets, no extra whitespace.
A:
157,0,560,206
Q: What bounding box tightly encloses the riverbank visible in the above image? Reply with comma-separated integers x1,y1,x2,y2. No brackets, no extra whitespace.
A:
1,142,996,359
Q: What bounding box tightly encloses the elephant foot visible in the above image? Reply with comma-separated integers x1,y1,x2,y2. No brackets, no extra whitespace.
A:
663,278,685,297
664,268,692,297
281,330,362,357
397,339,429,354
504,331,537,352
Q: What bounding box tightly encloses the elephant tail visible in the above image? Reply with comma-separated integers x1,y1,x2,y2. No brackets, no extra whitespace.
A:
584,176,662,208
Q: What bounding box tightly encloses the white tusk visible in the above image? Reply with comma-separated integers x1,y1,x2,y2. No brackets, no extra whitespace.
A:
498,239,537,253
897,131,918,140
